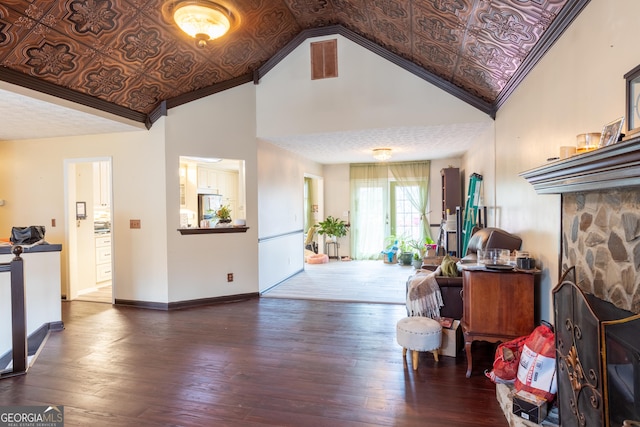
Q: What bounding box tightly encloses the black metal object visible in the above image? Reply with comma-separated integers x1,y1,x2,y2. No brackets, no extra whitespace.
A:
0,245,26,379
553,268,640,426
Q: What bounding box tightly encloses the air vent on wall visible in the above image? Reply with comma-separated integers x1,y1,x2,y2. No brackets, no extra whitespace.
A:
310,39,338,80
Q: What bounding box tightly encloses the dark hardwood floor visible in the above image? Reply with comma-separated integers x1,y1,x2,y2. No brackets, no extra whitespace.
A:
0,299,507,426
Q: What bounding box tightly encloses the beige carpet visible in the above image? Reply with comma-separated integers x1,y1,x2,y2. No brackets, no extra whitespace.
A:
262,259,414,304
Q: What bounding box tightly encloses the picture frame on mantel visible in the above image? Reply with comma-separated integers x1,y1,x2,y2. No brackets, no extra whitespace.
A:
599,117,624,147
625,63,640,138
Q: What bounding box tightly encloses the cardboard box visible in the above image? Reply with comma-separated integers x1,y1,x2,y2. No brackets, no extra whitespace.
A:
512,390,548,424
438,319,462,357
382,252,397,264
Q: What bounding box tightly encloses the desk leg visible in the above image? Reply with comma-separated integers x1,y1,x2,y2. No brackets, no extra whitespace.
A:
464,339,472,378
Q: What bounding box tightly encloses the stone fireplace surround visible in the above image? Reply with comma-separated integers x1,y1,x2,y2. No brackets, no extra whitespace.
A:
522,133,640,315
521,134,640,426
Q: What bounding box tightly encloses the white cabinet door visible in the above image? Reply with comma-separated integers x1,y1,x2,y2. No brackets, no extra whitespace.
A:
93,162,111,207
95,234,112,282
197,167,219,193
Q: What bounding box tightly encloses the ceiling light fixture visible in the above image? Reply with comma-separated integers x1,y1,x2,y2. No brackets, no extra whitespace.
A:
168,1,236,48
372,148,392,161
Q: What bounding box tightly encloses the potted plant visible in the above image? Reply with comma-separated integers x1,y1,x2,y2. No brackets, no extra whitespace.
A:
317,216,348,241
411,252,423,269
397,238,413,266
215,204,232,224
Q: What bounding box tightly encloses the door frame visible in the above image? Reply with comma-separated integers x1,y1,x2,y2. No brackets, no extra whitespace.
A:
63,157,114,302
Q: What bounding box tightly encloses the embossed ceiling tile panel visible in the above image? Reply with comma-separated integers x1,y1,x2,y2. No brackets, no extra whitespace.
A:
412,32,457,79
470,1,543,57
283,0,336,28
240,0,301,54
69,54,136,105
1,1,59,16
218,33,270,76
184,61,231,92
114,74,165,114
332,0,370,28
415,0,475,26
460,32,521,81
410,2,464,60
47,0,138,49
366,0,412,54
1,26,85,88
0,5,40,63
453,56,505,102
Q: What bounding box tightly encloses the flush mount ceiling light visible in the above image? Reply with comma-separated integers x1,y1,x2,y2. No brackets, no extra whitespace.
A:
372,148,392,161
165,1,237,48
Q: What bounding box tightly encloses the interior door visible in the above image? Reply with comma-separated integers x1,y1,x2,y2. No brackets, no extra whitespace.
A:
65,158,113,303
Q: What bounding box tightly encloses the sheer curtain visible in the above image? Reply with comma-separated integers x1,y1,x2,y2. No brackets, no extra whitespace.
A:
350,163,389,259
389,161,432,243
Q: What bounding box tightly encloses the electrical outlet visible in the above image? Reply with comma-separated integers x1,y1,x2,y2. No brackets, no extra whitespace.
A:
227,273,233,282
51,218,56,227
130,219,141,229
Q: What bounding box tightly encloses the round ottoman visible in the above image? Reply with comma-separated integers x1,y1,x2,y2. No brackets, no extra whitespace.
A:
396,317,442,370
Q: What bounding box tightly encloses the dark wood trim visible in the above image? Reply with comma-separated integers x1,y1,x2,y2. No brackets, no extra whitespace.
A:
258,229,303,242
255,25,495,118
167,293,259,310
115,292,259,311
0,66,147,123
114,299,168,310
494,0,591,110
146,101,167,129
520,134,640,194
177,226,249,235
48,321,64,331
165,73,254,110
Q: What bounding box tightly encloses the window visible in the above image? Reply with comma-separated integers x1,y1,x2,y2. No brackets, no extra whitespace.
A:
391,182,422,243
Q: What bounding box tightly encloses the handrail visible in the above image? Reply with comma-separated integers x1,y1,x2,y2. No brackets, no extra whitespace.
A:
0,245,26,378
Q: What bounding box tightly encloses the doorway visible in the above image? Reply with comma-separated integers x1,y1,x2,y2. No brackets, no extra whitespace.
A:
64,158,113,303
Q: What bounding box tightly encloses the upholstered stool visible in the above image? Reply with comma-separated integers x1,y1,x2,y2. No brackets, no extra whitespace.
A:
396,317,442,370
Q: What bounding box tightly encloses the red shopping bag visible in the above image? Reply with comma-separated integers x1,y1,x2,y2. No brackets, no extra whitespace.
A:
485,335,528,384
514,323,557,402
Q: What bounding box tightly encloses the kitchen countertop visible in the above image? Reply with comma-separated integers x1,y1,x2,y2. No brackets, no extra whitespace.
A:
0,243,62,254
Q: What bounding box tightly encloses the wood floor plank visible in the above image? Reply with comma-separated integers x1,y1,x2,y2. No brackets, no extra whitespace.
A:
0,298,508,426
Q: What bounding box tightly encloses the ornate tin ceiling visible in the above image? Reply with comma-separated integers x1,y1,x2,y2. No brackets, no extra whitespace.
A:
0,0,586,125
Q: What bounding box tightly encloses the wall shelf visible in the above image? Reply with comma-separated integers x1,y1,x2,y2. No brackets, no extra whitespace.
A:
520,134,640,194
178,227,249,235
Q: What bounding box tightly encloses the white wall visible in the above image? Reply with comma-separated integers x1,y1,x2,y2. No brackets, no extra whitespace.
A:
485,0,640,323
256,34,491,138
0,126,169,303
165,84,259,302
256,140,323,291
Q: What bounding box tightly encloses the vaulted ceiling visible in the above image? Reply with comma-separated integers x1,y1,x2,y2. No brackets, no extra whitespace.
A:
0,0,588,127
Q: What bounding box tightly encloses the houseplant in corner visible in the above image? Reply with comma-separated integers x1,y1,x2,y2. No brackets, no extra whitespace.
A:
317,216,348,242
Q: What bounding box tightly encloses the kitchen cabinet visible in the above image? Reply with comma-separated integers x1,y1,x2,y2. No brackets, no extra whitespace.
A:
197,167,219,192
461,268,535,377
95,234,112,283
93,162,111,208
197,166,238,198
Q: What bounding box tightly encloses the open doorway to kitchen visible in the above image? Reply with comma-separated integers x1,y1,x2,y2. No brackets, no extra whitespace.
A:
64,158,113,303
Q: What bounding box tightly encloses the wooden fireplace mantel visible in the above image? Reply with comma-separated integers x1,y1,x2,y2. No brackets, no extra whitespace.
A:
520,134,640,194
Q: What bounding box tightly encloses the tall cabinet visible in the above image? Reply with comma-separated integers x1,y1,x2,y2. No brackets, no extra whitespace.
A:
440,167,461,255
441,167,461,218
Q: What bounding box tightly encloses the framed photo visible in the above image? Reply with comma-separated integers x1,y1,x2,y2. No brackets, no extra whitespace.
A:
625,64,640,136
599,117,625,147
76,201,86,220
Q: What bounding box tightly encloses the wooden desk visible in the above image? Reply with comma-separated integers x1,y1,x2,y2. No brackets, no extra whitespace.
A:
461,268,536,377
